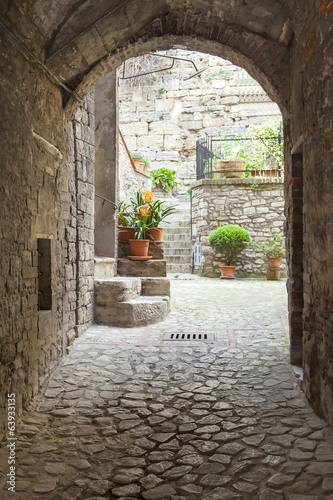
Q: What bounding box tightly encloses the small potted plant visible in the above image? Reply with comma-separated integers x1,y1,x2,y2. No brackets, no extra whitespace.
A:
117,201,135,242
131,153,150,172
208,224,251,278
150,168,177,193
145,199,178,243
253,229,285,273
141,157,150,171
124,209,155,261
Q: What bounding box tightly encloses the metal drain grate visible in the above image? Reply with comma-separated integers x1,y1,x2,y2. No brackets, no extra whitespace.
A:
163,332,215,342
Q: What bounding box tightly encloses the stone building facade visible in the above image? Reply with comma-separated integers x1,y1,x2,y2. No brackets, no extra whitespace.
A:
192,178,285,277
0,1,332,435
119,50,281,193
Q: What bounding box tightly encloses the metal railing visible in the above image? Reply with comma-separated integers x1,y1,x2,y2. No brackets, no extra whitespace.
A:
95,194,117,209
196,134,283,180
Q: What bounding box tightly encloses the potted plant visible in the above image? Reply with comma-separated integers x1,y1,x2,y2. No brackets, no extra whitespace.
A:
144,199,178,243
131,153,150,172
141,157,150,171
117,201,135,242
125,209,155,261
208,224,251,278
150,168,177,193
253,229,285,275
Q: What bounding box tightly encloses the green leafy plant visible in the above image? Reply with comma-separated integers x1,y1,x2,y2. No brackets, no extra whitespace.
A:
119,189,177,238
214,122,283,175
204,69,230,83
118,201,132,226
247,121,283,168
150,168,177,193
130,153,150,169
253,229,285,259
125,214,154,239
208,225,251,266
131,152,143,161
147,199,177,227
141,157,150,169
158,87,166,97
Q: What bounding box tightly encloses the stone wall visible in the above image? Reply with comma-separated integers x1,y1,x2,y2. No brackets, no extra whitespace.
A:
72,94,95,338
286,13,333,425
0,34,95,440
192,178,285,277
119,50,281,194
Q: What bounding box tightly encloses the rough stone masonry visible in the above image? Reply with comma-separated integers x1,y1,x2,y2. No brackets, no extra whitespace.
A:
0,0,332,439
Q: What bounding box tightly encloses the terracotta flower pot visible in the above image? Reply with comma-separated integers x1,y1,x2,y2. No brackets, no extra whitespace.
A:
264,169,280,177
267,257,282,269
250,169,280,177
215,159,245,179
145,227,164,243
118,226,135,243
129,239,150,257
132,158,142,169
220,266,236,279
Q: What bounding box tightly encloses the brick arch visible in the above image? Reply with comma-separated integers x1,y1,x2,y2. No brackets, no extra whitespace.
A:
65,33,289,120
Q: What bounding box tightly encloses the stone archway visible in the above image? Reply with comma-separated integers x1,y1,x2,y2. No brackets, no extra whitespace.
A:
0,0,332,436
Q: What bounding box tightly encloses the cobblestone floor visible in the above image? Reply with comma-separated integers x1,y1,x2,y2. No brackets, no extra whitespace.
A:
1,278,333,500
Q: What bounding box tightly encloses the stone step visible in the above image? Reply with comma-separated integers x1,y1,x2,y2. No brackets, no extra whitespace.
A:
95,277,141,304
162,233,191,242
118,258,167,277
164,247,192,256
94,257,116,279
163,220,191,228
141,277,170,297
163,241,192,250
166,255,192,264
163,228,191,236
167,263,192,273
95,295,170,327
161,213,191,223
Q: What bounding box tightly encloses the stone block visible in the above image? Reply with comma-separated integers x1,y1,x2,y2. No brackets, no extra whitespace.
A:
117,259,167,277
94,277,141,303
148,122,181,134
141,277,171,297
120,122,148,136
94,257,116,279
95,295,170,327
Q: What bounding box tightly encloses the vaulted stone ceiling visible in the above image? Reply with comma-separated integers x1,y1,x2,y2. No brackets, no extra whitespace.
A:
1,0,314,111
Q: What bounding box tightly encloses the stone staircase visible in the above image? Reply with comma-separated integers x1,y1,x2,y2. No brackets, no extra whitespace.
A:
162,200,192,274
94,257,170,327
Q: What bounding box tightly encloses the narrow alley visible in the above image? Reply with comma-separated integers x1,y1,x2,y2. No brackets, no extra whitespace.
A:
1,278,333,500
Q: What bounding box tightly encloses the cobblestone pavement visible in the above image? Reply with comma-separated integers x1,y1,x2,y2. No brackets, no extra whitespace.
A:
1,278,333,500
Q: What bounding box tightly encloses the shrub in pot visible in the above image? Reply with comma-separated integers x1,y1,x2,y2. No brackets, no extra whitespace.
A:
253,229,285,270
208,224,251,278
